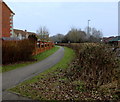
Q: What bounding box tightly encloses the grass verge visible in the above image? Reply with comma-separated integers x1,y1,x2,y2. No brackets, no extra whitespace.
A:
9,44,120,100
2,46,59,72
9,47,75,99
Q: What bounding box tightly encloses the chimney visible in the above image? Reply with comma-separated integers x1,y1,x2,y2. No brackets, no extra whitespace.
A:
25,30,27,32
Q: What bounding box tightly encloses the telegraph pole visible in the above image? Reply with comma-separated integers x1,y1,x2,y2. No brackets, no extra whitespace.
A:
88,20,91,35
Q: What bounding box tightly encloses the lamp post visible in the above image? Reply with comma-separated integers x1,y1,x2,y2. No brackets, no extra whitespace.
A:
88,20,91,35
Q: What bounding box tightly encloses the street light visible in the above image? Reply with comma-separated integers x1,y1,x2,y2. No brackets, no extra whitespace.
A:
88,20,91,35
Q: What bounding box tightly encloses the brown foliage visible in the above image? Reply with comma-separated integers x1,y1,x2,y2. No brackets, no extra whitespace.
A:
66,43,119,89
2,39,35,65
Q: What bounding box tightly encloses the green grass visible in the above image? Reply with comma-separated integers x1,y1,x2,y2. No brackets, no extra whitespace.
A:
9,47,75,98
0,66,2,73
2,46,59,73
38,47,75,75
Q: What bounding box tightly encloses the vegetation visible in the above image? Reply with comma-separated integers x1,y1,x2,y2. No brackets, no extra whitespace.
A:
68,43,119,86
0,66,2,73
2,39,35,65
28,34,38,42
9,47,75,100
2,46,59,72
68,44,119,86
36,26,50,41
9,44,120,101
50,27,102,43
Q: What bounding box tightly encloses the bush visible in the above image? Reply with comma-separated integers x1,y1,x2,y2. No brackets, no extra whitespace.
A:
2,39,35,65
66,43,119,89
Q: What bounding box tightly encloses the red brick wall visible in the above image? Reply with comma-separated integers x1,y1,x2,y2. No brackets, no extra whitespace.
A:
0,1,2,38
32,42,55,55
2,2,13,37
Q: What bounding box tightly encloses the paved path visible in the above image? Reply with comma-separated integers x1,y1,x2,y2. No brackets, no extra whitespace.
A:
2,47,64,100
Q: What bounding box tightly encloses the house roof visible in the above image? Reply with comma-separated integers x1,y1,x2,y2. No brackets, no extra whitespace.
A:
27,32,37,36
109,36,120,42
102,36,115,43
14,29,37,37
3,1,15,15
14,29,26,36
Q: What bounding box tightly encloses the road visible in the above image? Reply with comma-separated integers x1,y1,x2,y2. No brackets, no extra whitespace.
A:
2,47,64,100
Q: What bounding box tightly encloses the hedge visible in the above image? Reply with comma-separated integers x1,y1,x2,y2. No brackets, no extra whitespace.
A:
2,39,35,65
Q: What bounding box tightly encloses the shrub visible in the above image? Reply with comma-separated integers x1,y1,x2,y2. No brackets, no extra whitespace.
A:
2,39,35,65
66,43,119,90
79,45,118,86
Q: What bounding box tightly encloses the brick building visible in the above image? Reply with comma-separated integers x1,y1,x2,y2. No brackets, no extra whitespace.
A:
2,1,15,38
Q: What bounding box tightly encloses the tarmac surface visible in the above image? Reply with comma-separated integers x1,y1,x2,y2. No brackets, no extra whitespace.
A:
2,47,64,101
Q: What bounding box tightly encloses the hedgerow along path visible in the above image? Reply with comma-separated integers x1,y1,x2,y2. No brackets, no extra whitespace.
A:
2,46,64,100
2,46,59,72
9,47,75,100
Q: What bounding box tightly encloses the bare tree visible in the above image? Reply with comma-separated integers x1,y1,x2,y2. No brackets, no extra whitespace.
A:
91,28,102,38
84,27,103,42
36,26,49,41
56,34,64,43
50,27,103,43
50,34,64,43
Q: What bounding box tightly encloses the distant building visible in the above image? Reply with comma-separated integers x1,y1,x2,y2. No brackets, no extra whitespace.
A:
2,1,15,37
14,29,37,40
109,36,120,46
103,36,120,47
1,37,19,41
102,36,115,43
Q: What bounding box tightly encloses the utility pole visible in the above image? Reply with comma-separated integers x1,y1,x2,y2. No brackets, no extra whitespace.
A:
87,20,91,35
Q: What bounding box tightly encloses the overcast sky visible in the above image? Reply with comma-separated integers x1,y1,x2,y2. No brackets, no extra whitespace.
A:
6,2,118,37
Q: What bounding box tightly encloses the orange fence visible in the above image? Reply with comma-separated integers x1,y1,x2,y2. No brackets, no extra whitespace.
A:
2,39,55,56
2,39,54,64
32,41,54,55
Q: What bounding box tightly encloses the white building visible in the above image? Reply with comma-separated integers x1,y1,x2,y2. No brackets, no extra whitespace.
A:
13,29,37,40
